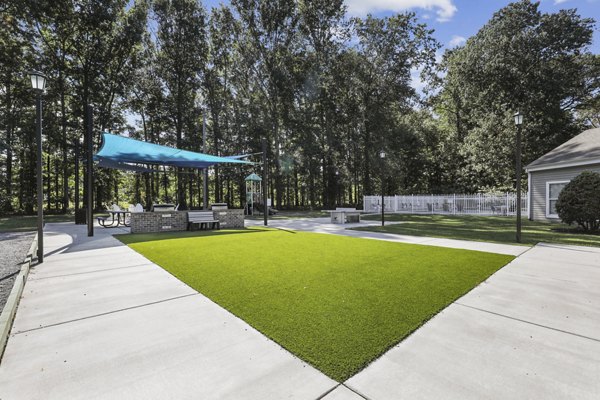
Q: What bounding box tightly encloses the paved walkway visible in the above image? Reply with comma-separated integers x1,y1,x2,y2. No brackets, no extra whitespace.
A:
246,217,527,256
1,220,599,399
0,223,336,399
347,242,600,399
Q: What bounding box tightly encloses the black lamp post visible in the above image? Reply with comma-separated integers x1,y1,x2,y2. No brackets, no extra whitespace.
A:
379,150,386,227
29,70,47,263
514,111,523,243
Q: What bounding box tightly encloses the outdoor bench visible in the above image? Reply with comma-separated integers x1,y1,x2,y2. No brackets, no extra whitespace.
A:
187,211,220,231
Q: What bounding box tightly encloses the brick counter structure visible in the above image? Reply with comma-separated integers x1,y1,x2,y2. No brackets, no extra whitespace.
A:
130,209,245,233
130,211,188,233
212,209,244,229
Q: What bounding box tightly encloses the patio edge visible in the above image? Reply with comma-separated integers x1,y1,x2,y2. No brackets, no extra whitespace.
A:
0,233,38,362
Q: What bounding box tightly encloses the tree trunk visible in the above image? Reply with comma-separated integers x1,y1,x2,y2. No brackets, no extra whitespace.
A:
60,58,69,213
46,154,51,210
5,79,13,211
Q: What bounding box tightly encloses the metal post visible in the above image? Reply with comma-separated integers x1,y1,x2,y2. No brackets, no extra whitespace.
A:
262,138,268,226
202,108,208,210
516,124,522,243
35,93,44,262
86,105,93,237
381,179,385,227
74,140,80,220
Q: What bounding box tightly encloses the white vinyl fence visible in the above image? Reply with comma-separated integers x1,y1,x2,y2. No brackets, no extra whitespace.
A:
363,193,528,216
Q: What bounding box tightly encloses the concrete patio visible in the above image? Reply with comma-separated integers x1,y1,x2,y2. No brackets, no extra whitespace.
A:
0,221,598,399
0,223,336,399
246,217,528,256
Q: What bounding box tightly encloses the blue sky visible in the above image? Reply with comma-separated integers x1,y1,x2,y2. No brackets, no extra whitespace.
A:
202,0,600,53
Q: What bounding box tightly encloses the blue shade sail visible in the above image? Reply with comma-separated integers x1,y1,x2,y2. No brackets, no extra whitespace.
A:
96,158,156,173
94,133,253,170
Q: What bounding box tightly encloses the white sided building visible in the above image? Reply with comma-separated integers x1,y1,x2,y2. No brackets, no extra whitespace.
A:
525,127,600,222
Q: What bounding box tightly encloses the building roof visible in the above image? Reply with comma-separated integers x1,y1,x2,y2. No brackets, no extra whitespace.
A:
525,127,600,172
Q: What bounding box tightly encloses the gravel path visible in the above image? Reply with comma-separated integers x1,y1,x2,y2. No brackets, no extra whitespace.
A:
0,232,34,313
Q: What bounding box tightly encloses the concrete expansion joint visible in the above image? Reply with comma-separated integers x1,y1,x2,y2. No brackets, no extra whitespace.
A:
29,263,155,281
313,383,372,400
315,383,342,399
454,302,600,343
342,383,371,400
13,293,199,336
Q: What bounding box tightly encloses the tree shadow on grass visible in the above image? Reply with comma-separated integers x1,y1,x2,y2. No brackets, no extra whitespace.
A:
115,227,273,245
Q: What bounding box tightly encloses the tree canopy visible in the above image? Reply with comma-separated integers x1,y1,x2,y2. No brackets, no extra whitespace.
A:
0,0,597,214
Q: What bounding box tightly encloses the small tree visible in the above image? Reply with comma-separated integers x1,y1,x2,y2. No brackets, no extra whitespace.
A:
555,171,600,232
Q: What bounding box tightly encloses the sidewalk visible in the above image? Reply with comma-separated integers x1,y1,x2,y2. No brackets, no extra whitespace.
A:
246,217,528,256
1,222,598,399
346,242,600,399
0,223,336,399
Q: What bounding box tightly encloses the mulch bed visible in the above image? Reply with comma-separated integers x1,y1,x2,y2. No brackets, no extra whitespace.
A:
0,232,34,313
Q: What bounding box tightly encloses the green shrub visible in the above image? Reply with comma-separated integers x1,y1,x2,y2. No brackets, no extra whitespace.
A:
555,171,600,232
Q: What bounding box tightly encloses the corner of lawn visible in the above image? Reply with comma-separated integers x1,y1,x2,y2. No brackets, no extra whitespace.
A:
117,227,514,381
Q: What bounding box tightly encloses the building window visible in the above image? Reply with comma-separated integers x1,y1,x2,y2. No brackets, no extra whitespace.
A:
546,181,569,218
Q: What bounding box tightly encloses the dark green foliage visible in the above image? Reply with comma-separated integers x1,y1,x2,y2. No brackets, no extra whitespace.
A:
0,0,598,214
154,0,207,209
434,0,598,192
556,172,600,232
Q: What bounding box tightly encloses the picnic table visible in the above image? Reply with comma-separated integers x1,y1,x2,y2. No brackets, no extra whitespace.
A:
98,210,130,228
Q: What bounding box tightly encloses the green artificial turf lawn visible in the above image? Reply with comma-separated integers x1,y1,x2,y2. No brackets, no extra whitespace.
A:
118,228,513,381
359,214,600,247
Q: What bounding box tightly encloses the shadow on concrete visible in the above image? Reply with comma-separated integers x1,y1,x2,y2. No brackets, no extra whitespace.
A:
115,227,270,245
42,223,130,257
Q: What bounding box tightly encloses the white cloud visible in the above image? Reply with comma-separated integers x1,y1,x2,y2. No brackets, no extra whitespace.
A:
448,35,466,47
410,50,444,95
554,0,569,4
346,0,458,22
410,67,426,93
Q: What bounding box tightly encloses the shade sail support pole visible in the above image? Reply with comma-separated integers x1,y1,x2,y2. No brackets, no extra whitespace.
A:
203,108,208,210
86,104,94,237
262,138,268,226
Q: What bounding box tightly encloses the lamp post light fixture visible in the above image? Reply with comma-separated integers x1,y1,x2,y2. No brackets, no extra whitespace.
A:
514,111,523,243
379,150,386,227
29,70,47,263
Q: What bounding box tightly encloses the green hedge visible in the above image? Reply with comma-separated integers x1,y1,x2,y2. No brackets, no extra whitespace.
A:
556,171,600,232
